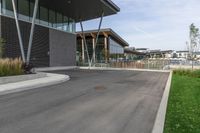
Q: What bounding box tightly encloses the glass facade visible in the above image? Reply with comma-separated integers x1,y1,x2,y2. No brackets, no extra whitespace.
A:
109,38,124,54
0,0,76,33
109,37,124,61
77,36,106,64
96,37,106,62
77,36,125,65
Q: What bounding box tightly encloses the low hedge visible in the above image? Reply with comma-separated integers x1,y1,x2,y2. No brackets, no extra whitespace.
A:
0,58,24,77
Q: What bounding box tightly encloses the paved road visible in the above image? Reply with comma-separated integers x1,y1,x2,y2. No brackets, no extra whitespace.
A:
0,69,169,133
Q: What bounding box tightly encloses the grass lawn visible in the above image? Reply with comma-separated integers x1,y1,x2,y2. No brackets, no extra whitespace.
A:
164,74,200,133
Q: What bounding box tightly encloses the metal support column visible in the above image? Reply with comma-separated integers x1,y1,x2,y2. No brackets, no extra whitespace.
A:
91,12,104,65
80,21,91,67
11,0,25,62
27,0,39,64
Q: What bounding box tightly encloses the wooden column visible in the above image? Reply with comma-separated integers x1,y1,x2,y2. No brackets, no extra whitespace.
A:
92,38,96,63
104,37,108,63
81,38,85,62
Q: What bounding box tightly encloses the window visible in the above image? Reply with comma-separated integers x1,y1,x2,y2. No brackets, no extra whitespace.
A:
56,12,63,30
49,10,56,28
109,38,124,54
39,6,48,26
0,1,2,14
0,0,76,33
63,16,68,31
18,0,29,21
68,18,74,32
2,0,14,17
30,1,39,23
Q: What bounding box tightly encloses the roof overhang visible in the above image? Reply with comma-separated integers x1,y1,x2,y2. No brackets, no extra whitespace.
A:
77,28,129,47
31,0,120,22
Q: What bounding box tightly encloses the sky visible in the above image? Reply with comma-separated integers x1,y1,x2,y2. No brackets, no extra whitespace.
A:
76,0,200,51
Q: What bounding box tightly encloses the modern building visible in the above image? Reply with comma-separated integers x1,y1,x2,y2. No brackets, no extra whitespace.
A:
176,51,189,59
0,0,120,67
161,50,174,58
76,28,129,64
194,52,200,60
136,48,149,53
124,47,146,60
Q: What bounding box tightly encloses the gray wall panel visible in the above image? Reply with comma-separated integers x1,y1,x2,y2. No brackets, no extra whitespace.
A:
1,16,50,67
0,16,1,37
49,29,76,67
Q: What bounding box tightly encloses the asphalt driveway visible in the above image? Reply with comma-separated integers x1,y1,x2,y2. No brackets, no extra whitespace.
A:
0,69,169,133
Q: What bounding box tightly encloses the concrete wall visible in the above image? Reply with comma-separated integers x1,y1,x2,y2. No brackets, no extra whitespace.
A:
49,29,76,67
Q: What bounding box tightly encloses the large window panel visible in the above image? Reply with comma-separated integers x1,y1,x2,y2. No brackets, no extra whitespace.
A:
56,12,63,30
39,6,48,26
0,0,76,33
18,0,30,21
49,10,56,28
2,0,14,17
30,1,39,23
109,38,124,54
0,1,2,14
63,16,68,31
68,18,74,32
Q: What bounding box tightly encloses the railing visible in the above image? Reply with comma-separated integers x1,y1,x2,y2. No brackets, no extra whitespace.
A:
77,59,200,70
77,59,171,70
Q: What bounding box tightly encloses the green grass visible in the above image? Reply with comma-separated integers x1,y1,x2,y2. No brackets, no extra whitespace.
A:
164,74,200,133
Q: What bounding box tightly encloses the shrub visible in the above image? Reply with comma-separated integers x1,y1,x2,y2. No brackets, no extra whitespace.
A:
0,58,24,77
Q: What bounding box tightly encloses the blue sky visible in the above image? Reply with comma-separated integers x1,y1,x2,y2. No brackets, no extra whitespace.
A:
76,0,200,50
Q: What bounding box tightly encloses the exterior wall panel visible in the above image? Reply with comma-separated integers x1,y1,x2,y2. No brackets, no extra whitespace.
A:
1,16,49,67
49,29,76,67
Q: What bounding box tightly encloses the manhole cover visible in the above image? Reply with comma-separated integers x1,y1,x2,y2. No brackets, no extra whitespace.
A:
94,85,106,90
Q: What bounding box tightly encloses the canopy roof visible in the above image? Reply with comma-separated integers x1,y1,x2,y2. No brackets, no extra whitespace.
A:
31,0,120,22
77,28,129,47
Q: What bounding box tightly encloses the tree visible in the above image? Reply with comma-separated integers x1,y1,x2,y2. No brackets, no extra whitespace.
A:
188,23,200,70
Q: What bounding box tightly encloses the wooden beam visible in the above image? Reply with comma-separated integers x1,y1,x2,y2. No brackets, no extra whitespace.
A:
78,33,83,39
103,32,108,38
90,33,96,38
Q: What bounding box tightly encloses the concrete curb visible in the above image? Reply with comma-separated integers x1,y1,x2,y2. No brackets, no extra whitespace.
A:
152,71,173,133
0,73,47,85
0,73,70,96
79,67,170,73
36,66,78,72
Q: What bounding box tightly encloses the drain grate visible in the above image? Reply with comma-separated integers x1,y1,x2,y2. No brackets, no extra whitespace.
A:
94,85,106,90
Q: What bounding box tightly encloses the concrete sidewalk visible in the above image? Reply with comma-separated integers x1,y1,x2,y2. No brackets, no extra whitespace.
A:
0,73,70,96
36,66,78,72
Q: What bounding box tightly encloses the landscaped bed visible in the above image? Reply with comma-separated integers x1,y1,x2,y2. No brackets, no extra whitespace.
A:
0,58,24,77
164,69,200,133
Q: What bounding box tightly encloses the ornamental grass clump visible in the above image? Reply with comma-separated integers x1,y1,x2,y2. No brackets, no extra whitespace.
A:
0,58,24,77
173,69,200,78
